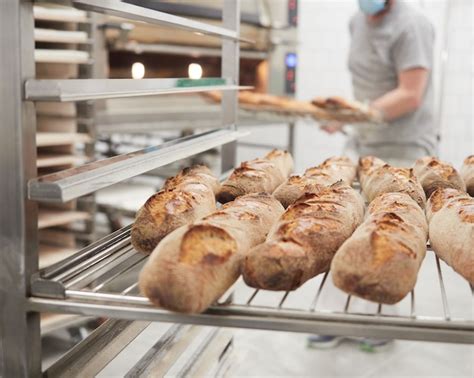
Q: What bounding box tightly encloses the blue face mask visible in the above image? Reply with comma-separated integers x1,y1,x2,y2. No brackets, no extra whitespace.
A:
358,0,387,15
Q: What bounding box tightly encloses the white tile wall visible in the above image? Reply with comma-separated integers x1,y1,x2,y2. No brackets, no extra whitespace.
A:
238,0,472,171
293,0,473,169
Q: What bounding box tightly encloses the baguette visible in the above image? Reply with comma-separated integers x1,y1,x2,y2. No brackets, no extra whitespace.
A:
242,183,365,291
331,192,428,304
139,193,285,313
357,155,386,188
358,156,426,208
273,156,357,208
427,188,474,284
217,149,293,203
413,156,466,197
131,166,220,254
312,96,361,112
460,155,474,196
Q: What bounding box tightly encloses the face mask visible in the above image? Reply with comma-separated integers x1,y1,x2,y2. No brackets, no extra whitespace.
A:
358,0,387,15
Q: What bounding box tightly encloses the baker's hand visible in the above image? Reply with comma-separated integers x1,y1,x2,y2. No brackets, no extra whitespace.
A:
320,121,345,134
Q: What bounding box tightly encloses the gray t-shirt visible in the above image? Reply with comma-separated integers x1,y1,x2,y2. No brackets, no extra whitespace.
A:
347,1,437,157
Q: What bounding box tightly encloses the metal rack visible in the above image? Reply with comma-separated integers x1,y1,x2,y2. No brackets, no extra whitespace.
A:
1,1,473,376
1,1,243,375
29,225,474,344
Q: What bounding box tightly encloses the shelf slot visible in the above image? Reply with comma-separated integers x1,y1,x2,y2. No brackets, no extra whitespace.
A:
25,78,251,102
72,0,253,43
29,128,247,203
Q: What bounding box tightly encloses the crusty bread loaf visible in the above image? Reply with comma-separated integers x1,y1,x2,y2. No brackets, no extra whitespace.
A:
413,156,466,197
242,183,365,291
217,149,293,203
357,156,386,188
273,156,357,208
427,188,474,284
131,166,220,254
312,96,361,112
139,194,285,313
460,155,474,196
358,156,426,208
331,192,428,304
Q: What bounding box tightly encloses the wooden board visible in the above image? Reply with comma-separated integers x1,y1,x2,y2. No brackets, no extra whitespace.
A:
37,115,77,133
33,5,88,23
39,228,77,247
37,153,86,168
39,243,78,269
36,62,79,79
35,28,89,44
36,102,77,117
37,132,91,147
38,209,90,229
35,49,90,64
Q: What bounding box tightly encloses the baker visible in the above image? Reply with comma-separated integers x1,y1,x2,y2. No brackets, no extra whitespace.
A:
309,0,436,351
321,0,437,167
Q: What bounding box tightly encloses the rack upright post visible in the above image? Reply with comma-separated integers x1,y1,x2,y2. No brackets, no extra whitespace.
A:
221,0,240,172
0,1,41,376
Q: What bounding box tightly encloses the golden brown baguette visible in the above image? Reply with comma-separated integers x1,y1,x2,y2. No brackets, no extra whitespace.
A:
357,155,386,188
242,183,365,291
217,149,293,203
427,188,474,284
273,156,357,208
331,192,428,304
131,166,220,254
311,96,381,123
139,194,285,313
358,156,426,208
413,156,466,197
460,155,474,196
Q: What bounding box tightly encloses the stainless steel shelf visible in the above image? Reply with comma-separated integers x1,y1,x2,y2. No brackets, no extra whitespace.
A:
72,0,253,43
29,225,474,344
29,128,247,203
25,78,251,102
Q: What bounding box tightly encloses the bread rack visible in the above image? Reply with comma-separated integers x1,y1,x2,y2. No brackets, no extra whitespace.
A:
29,224,474,346
1,0,246,375
1,1,473,376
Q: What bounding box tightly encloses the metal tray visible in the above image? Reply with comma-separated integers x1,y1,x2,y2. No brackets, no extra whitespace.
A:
29,225,474,344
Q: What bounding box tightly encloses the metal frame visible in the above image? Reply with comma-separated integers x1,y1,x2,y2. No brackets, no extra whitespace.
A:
72,0,252,43
29,226,474,345
1,1,242,375
0,1,41,376
29,129,247,202
25,78,250,102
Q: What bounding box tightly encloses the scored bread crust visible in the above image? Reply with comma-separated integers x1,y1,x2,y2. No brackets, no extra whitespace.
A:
357,155,386,188
358,156,426,209
273,156,357,208
131,166,220,254
242,183,365,291
427,188,474,284
413,156,466,198
139,193,285,313
460,155,474,196
217,149,293,203
331,192,428,304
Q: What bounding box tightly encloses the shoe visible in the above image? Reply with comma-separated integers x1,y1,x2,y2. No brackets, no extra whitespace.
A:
358,338,393,353
306,335,345,349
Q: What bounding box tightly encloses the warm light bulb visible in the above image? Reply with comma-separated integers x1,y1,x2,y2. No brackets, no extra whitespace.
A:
188,63,203,80
131,62,145,79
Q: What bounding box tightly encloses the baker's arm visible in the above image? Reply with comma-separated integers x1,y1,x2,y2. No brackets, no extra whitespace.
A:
371,67,429,121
